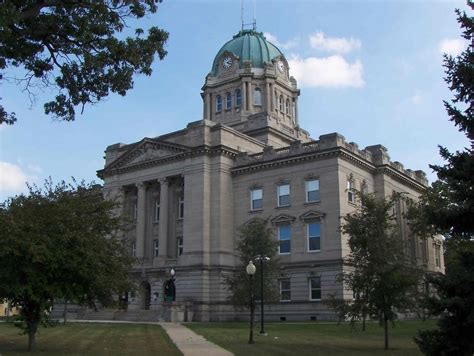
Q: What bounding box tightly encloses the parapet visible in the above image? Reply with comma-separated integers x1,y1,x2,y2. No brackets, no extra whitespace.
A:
234,132,428,187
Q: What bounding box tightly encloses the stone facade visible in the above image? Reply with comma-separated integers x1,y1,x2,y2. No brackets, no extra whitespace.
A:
97,30,444,321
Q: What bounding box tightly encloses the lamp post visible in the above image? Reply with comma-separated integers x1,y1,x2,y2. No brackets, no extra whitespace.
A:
255,255,270,336
246,261,256,344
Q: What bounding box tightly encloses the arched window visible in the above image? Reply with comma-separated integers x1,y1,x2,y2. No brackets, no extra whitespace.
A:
274,92,278,112
235,89,242,107
279,95,284,112
226,92,232,110
253,88,262,106
285,99,290,115
216,95,222,112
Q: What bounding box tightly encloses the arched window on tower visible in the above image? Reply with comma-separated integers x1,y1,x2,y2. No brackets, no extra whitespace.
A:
216,95,222,112
226,92,232,110
285,99,290,115
235,89,241,107
279,95,284,112
253,88,262,106
274,92,278,112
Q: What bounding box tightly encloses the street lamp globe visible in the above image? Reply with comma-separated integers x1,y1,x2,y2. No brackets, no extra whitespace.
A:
246,261,256,275
170,268,175,277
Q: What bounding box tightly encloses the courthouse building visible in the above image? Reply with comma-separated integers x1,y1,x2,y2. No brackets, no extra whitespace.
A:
97,29,444,321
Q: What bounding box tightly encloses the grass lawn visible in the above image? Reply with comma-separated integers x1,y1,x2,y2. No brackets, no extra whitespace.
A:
0,322,182,355
186,320,437,356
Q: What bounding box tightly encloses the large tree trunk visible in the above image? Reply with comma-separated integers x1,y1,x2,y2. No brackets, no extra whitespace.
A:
27,320,38,352
384,313,389,350
362,312,366,331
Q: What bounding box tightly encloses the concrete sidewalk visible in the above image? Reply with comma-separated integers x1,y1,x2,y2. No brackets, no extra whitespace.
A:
160,323,234,356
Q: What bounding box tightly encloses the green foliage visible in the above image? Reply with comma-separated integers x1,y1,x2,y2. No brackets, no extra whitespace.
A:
225,218,280,308
333,193,421,349
0,1,168,124
0,179,133,351
413,4,474,355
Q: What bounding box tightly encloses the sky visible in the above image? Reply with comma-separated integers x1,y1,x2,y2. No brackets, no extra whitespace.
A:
0,0,471,201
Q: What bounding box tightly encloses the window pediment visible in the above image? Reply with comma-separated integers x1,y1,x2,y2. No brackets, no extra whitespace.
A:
300,210,325,222
271,213,295,225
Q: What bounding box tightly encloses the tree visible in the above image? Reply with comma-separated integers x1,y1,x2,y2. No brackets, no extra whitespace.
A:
0,1,168,125
334,193,421,350
225,218,280,309
0,179,133,352
413,3,474,355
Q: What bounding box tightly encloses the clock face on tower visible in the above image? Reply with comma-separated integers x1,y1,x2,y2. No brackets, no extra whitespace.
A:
222,56,233,70
277,60,285,73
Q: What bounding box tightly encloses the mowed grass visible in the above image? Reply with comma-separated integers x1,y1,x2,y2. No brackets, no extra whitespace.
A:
0,322,182,355
186,320,437,356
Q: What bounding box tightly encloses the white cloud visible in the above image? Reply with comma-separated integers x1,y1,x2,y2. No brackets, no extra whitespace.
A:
438,38,466,56
288,55,365,88
309,32,361,54
0,162,29,192
410,92,423,104
264,32,299,50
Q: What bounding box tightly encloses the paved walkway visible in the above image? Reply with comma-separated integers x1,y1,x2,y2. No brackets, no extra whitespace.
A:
160,323,234,356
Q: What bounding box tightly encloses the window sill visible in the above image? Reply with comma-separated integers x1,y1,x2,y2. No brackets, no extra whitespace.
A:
348,201,357,207
279,252,291,256
249,209,263,214
307,250,321,253
276,205,291,209
304,201,320,206
309,299,321,302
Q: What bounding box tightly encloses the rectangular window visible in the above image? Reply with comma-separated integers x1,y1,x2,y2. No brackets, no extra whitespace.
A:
435,245,441,268
278,225,291,254
178,195,184,219
177,237,183,256
347,180,355,203
308,222,321,251
131,242,136,257
133,201,138,221
306,179,320,202
309,277,321,300
154,199,160,222
279,279,291,301
153,239,159,257
226,93,232,109
277,184,290,206
250,188,263,210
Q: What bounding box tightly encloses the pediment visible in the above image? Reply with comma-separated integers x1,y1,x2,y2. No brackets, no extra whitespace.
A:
106,138,189,170
270,214,296,225
299,210,326,221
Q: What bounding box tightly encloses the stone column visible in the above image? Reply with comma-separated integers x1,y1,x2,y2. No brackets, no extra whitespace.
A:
248,82,253,110
158,178,169,259
241,82,246,112
206,92,211,121
266,82,271,113
135,182,146,258
294,96,299,126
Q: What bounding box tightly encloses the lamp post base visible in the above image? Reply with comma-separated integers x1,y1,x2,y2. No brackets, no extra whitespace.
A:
259,331,268,336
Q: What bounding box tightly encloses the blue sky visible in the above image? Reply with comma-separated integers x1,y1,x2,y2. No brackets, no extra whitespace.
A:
0,0,470,200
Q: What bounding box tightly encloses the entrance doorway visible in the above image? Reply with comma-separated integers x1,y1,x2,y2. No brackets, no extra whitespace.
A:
140,281,151,310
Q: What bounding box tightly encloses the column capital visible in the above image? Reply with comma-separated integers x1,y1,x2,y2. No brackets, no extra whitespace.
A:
136,182,146,190
158,177,169,185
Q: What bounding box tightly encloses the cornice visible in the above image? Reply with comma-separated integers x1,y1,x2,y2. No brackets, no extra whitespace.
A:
232,145,426,192
98,144,240,179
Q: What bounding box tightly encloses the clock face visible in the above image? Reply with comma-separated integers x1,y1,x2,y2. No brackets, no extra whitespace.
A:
278,61,285,72
222,56,233,70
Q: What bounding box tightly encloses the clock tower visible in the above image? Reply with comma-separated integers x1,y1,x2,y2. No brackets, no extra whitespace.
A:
201,30,310,147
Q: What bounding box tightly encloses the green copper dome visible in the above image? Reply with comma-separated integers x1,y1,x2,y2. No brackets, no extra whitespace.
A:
211,30,283,76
